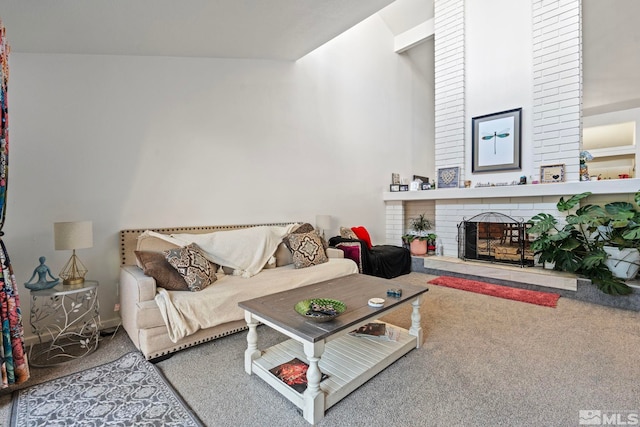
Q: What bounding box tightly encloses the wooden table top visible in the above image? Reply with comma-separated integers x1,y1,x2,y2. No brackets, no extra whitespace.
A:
238,273,428,342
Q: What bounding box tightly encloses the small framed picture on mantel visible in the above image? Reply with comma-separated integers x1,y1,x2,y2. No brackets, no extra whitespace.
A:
437,167,460,189
540,164,565,183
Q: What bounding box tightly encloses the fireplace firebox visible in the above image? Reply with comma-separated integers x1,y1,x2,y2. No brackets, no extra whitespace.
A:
457,212,533,267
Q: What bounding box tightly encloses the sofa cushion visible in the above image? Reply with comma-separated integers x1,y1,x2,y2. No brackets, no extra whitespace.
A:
137,231,181,252
287,231,328,269
164,243,217,291
274,242,293,267
136,232,182,268
351,226,373,249
134,251,190,291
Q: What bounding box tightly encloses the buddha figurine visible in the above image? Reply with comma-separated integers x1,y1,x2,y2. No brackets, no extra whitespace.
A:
25,256,60,291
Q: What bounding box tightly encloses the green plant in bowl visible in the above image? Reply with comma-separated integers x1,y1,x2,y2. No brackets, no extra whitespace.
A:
294,298,346,322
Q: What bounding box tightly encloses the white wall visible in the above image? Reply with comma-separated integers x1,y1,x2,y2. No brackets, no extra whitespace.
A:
5,15,433,339
406,41,435,178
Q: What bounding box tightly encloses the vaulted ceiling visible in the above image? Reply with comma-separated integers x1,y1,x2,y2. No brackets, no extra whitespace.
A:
0,0,395,60
0,0,635,112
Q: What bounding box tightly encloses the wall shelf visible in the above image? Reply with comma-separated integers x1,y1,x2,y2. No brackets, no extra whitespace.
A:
383,178,640,201
588,145,635,158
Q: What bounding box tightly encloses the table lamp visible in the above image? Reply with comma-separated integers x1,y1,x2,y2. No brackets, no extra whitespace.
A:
315,215,332,239
54,221,93,286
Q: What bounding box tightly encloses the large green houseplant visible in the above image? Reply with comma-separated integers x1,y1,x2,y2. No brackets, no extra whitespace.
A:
527,191,640,296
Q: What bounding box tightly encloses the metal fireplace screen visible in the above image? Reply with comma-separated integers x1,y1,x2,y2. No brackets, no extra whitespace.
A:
457,212,534,267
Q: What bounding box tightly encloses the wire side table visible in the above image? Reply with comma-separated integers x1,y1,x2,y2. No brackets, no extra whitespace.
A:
29,280,101,367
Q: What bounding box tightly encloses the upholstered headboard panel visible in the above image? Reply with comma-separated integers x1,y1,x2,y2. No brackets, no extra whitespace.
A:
119,223,296,266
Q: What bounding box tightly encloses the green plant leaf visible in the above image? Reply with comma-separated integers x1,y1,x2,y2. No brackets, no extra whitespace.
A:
558,237,582,251
622,225,640,240
526,213,557,234
581,251,607,270
605,201,635,216
553,250,581,272
591,276,633,296
530,238,550,253
557,192,592,212
548,229,571,242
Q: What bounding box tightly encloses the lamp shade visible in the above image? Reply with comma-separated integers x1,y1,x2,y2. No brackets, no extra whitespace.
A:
54,221,93,250
316,215,331,230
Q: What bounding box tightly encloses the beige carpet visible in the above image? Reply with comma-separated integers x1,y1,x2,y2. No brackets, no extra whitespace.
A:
2,272,639,426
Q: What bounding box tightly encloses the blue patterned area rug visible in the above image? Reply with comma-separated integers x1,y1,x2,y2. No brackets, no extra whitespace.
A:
10,351,203,426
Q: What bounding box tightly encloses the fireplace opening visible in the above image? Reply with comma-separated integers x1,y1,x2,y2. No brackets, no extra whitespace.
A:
457,212,534,267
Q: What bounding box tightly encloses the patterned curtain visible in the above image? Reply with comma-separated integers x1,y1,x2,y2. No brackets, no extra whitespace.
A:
0,20,29,388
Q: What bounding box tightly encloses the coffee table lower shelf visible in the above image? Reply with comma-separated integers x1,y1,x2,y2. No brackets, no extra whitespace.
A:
251,323,416,416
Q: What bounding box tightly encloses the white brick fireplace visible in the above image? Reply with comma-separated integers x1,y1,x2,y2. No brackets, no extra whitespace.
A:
385,180,640,258
382,0,628,256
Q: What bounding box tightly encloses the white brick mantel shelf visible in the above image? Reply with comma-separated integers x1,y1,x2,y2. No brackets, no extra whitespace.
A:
383,179,640,202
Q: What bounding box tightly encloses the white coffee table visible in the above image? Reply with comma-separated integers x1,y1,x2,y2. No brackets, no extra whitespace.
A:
238,274,428,424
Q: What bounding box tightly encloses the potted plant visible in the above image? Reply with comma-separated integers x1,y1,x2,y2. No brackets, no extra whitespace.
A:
598,192,640,280
527,191,635,295
404,213,432,256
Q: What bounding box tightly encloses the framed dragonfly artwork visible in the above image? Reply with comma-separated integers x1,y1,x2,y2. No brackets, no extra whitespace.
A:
471,108,522,173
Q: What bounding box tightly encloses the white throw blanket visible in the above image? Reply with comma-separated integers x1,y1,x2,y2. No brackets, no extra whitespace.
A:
154,259,359,342
146,224,297,278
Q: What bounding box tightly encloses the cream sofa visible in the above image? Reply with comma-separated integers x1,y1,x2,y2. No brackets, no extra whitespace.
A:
119,223,358,360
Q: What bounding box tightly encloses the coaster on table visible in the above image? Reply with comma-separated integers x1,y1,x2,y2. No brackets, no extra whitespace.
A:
368,298,385,307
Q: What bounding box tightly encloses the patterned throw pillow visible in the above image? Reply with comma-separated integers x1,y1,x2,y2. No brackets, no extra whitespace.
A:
283,223,314,249
134,251,190,291
284,223,328,250
340,226,359,240
164,243,217,291
287,231,329,269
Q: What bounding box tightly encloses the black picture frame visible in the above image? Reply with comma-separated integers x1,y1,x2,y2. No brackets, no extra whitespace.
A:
472,108,522,173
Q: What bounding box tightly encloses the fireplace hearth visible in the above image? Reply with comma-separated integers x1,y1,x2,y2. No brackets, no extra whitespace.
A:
457,212,533,267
